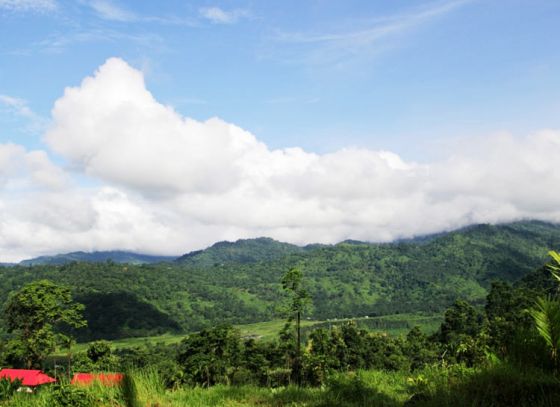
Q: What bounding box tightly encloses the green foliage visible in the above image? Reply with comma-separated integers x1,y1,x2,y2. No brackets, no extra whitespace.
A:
547,250,560,284
20,251,175,266
86,340,111,363
0,377,21,401
404,327,439,371
1,221,558,342
121,372,141,407
439,300,484,343
322,371,401,407
82,340,120,371
406,363,560,407
529,297,560,365
75,291,181,341
2,222,560,405
3,280,86,367
176,325,242,386
527,251,560,368
437,299,488,366
281,267,311,385
49,382,95,407
485,280,534,356
177,237,305,266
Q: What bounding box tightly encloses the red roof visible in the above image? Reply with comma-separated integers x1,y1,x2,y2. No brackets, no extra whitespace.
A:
71,373,124,386
0,369,56,386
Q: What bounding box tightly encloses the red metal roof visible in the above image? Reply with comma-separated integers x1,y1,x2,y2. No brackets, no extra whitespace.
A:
0,369,56,386
71,372,124,386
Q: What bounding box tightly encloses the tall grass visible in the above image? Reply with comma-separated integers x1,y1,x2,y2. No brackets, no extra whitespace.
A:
3,364,559,406
406,363,560,407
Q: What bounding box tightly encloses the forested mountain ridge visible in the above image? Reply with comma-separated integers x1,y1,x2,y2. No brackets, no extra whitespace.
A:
176,237,307,266
18,250,177,266
1,220,559,341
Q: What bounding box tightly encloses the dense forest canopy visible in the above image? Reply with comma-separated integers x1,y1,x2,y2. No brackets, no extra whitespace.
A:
1,221,559,342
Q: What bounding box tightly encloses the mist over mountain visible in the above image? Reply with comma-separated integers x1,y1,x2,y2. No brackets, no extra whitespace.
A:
18,251,177,266
1,220,559,341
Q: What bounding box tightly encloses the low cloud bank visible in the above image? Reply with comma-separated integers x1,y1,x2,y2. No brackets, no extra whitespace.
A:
1,58,560,261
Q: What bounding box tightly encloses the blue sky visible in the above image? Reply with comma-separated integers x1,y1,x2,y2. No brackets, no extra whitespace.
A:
1,0,560,261
2,0,559,155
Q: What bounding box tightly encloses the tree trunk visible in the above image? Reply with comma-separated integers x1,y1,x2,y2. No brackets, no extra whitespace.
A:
296,310,301,386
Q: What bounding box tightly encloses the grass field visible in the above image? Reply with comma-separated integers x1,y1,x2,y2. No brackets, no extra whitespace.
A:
4,368,417,406
9,363,559,406
55,313,442,356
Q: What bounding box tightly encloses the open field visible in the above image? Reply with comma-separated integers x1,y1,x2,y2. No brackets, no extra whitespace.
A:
55,313,442,356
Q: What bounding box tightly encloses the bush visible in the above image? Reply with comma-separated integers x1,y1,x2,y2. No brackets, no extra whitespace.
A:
0,377,21,401
48,383,95,407
406,363,560,407
322,372,400,407
266,368,292,387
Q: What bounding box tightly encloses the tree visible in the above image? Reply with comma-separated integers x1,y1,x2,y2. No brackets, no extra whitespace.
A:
529,251,560,368
547,250,560,284
439,299,483,344
281,267,310,385
485,281,534,356
3,280,86,368
529,297,560,366
176,325,241,386
437,299,487,366
405,326,439,370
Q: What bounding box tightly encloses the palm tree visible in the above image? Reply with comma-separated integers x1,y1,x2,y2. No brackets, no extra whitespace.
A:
529,297,560,365
529,250,560,367
547,250,560,284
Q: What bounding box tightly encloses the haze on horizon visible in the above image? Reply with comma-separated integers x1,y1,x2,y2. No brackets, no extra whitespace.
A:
1,0,560,262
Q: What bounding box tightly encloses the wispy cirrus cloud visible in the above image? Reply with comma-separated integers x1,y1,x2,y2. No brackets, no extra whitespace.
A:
31,28,167,54
0,95,36,118
0,0,56,12
83,0,196,25
87,0,135,22
199,6,250,24
0,94,47,133
265,96,320,105
272,0,472,66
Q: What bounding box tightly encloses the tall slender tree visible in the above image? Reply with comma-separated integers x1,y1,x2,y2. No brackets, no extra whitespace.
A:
281,267,310,385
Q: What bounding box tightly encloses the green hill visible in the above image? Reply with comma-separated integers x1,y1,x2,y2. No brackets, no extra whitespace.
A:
176,237,306,266
19,250,176,266
1,220,559,341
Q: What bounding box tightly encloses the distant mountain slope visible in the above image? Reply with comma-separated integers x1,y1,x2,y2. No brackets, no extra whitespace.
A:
176,237,306,266
19,250,176,266
1,220,559,341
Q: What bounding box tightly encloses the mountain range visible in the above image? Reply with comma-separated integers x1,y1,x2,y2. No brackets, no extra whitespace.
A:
17,250,176,266
1,220,559,341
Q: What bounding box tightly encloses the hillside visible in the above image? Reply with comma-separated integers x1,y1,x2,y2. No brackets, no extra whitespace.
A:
19,250,176,266
176,237,306,266
1,220,559,341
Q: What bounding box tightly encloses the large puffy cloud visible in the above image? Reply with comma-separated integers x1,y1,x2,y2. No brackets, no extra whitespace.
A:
2,57,560,261
46,58,259,196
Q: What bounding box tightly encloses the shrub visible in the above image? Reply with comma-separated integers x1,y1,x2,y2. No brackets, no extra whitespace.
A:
48,383,95,407
406,363,560,407
0,377,21,401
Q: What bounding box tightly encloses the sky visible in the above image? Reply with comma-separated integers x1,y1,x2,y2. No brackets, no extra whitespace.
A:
1,0,560,261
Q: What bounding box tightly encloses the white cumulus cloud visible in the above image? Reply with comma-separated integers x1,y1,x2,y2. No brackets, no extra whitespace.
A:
2,57,560,261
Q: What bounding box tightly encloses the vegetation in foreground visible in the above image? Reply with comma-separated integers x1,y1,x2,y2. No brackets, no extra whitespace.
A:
4,363,560,407
2,243,560,405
